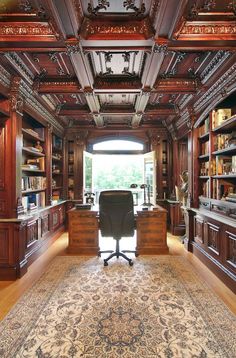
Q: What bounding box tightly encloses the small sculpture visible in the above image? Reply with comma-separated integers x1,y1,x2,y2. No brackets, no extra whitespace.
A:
35,140,43,152
179,170,188,207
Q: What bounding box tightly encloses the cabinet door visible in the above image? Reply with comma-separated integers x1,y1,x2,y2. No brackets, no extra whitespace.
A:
194,215,204,246
224,229,236,274
51,208,60,231
205,220,220,258
26,219,39,249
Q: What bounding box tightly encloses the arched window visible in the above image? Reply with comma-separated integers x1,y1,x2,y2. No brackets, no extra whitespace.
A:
93,140,144,151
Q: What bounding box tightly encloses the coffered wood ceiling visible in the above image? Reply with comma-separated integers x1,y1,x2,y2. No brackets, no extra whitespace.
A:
0,0,235,138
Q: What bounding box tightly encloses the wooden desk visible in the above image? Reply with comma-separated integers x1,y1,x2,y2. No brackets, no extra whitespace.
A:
67,208,99,254
136,205,169,254
67,205,168,255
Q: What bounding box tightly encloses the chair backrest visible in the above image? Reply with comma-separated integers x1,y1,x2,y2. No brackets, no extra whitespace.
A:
99,190,135,238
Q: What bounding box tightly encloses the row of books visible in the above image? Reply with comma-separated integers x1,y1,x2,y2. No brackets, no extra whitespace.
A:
22,158,45,171
212,180,235,200
22,192,46,212
213,134,230,151
199,117,210,136
212,108,232,129
22,176,47,191
200,162,209,176
202,179,210,198
213,156,236,175
200,141,209,156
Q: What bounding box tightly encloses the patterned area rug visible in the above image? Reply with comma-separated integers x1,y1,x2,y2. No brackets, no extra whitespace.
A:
0,256,235,357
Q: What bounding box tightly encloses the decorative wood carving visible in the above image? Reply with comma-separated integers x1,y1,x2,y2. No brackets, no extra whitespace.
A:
88,0,110,16
154,78,197,93
207,222,220,254
0,228,9,262
0,22,58,42
226,231,236,266
94,76,141,89
194,62,236,116
41,214,50,237
80,17,154,40
175,21,236,41
26,220,38,247
200,50,231,84
37,81,81,94
123,0,146,16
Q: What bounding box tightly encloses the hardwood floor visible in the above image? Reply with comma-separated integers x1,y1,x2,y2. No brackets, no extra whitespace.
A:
0,232,235,321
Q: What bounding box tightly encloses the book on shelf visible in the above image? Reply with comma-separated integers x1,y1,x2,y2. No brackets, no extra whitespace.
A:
212,108,232,128
213,134,230,151
202,179,210,197
26,157,45,170
216,156,232,175
28,192,46,209
199,117,210,136
200,161,209,176
213,179,235,200
200,141,209,155
22,164,39,170
21,176,47,191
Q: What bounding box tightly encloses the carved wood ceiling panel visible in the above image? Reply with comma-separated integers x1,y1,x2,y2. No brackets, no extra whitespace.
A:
0,0,235,138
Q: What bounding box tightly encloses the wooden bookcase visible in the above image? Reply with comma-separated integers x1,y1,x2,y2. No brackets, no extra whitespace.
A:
21,117,47,213
52,134,64,202
196,106,236,213
187,93,236,293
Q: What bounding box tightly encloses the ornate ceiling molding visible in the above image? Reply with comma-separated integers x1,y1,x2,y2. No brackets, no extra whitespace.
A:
194,62,236,114
87,0,110,16
123,0,146,16
0,64,11,88
4,52,34,85
174,21,236,41
80,17,154,40
153,78,197,93
37,81,81,94
0,22,59,42
200,50,231,84
19,81,64,133
94,76,141,90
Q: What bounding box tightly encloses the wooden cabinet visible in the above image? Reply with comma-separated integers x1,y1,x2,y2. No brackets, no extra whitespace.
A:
136,206,168,254
0,202,66,280
67,208,99,255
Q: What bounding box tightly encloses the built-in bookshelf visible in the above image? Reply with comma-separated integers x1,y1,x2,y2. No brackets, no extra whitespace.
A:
162,139,168,199
21,117,46,212
197,102,236,205
68,140,75,200
52,134,63,202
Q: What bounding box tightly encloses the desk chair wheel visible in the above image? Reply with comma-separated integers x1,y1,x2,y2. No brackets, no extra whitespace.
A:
128,259,133,266
104,260,108,266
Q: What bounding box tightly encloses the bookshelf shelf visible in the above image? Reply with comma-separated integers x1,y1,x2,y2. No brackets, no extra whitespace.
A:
22,128,45,142
212,146,236,156
199,154,209,160
22,169,45,173
22,188,46,194
199,132,209,141
212,114,236,133
22,147,45,157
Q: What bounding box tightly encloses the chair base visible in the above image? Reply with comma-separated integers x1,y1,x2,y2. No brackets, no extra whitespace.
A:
98,238,136,266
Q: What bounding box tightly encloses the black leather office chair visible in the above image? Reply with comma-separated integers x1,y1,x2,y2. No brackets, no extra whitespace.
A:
98,190,136,266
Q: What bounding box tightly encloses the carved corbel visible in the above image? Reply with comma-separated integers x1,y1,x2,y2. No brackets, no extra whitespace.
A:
10,77,24,115
186,107,196,130
147,129,161,148
76,130,88,146
66,40,81,55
